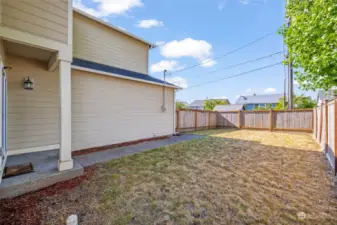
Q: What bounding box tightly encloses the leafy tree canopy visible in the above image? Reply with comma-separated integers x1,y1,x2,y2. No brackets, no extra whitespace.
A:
204,99,228,111
281,0,337,91
176,101,187,109
253,104,273,110
274,94,316,109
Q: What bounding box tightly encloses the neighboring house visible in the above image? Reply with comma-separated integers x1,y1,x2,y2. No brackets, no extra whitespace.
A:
214,104,245,111
0,2,179,178
236,94,283,110
317,90,336,105
188,99,230,110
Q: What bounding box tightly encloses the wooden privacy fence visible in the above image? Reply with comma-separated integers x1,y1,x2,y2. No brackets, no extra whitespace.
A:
176,109,217,132
176,108,313,132
217,109,313,132
313,99,337,174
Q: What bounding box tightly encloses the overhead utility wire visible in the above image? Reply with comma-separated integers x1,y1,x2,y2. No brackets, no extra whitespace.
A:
169,32,274,75
183,62,282,90
207,51,282,74
186,51,282,80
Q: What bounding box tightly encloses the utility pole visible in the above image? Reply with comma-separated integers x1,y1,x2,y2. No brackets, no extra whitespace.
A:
288,59,293,109
286,0,294,109
282,0,287,109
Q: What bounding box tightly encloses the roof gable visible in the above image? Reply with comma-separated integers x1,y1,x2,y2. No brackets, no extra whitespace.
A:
236,94,282,104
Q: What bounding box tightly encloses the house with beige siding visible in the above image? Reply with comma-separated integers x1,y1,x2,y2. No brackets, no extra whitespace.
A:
0,1,178,182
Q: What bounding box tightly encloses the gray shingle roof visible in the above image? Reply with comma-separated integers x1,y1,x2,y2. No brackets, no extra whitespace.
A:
235,94,282,104
188,99,230,107
214,104,244,111
72,58,178,88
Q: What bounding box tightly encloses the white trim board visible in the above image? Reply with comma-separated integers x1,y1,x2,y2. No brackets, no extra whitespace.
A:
0,26,72,62
8,144,60,156
71,65,180,89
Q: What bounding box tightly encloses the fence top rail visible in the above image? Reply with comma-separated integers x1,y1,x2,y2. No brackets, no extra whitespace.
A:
178,108,314,113
217,110,240,113
244,110,271,113
328,100,336,106
272,109,314,112
177,109,215,113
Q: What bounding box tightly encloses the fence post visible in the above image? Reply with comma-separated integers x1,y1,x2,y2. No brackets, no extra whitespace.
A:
325,100,329,153
194,110,198,131
215,112,217,128
315,108,317,139
238,110,241,129
334,100,337,175
176,110,180,133
319,102,323,143
208,111,210,129
269,109,273,131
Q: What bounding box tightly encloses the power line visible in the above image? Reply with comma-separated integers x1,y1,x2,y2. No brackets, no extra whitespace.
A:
191,51,281,79
183,62,282,90
169,32,274,75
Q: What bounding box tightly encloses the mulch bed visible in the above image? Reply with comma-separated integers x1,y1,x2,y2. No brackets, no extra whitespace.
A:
0,166,96,225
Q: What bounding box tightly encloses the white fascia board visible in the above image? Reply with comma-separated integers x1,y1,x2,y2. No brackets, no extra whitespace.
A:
71,65,181,89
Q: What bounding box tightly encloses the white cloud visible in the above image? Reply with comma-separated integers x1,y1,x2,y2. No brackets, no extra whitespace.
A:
218,1,226,10
166,76,188,88
160,38,213,61
245,88,253,93
150,60,184,73
200,59,217,68
264,87,276,93
136,19,164,28
73,0,143,18
240,0,250,4
117,26,127,31
155,41,166,46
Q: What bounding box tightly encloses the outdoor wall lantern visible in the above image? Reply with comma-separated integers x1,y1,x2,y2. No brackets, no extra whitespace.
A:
24,77,34,90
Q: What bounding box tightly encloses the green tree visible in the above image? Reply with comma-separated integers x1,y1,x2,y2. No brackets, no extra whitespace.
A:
204,99,228,111
275,94,316,109
280,0,337,91
253,104,272,110
176,101,187,109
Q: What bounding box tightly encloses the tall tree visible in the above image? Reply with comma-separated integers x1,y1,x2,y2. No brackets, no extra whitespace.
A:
204,99,228,111
281,0,337,90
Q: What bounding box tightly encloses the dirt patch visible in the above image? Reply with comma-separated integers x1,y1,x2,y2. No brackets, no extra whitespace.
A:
2,130,337,224
0,166,96,225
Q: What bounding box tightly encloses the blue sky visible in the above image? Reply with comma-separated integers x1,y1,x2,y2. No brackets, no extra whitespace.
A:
73,0,316,104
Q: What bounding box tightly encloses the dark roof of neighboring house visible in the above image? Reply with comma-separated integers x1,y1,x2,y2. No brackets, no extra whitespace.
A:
235,94,283,104
188,99,230,107
72,58,178,88
214,104,244,111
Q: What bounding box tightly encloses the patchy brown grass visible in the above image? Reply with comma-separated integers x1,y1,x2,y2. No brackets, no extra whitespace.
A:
2,129,337,225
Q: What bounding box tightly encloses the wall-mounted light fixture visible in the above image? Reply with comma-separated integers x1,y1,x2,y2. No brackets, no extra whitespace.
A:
24,77,34,90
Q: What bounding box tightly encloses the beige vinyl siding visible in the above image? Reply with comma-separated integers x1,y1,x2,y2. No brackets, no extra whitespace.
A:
73,12,149,74
72,70,173,151
7,55,60,151
1,0,68,43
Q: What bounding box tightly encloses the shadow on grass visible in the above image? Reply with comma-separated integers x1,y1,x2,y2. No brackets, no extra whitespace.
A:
1,130,337,225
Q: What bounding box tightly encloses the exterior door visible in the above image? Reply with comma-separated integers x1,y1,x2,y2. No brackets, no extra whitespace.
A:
0,68,7,183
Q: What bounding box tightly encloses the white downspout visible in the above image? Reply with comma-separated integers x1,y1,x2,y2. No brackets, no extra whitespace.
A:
173,89,176,134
